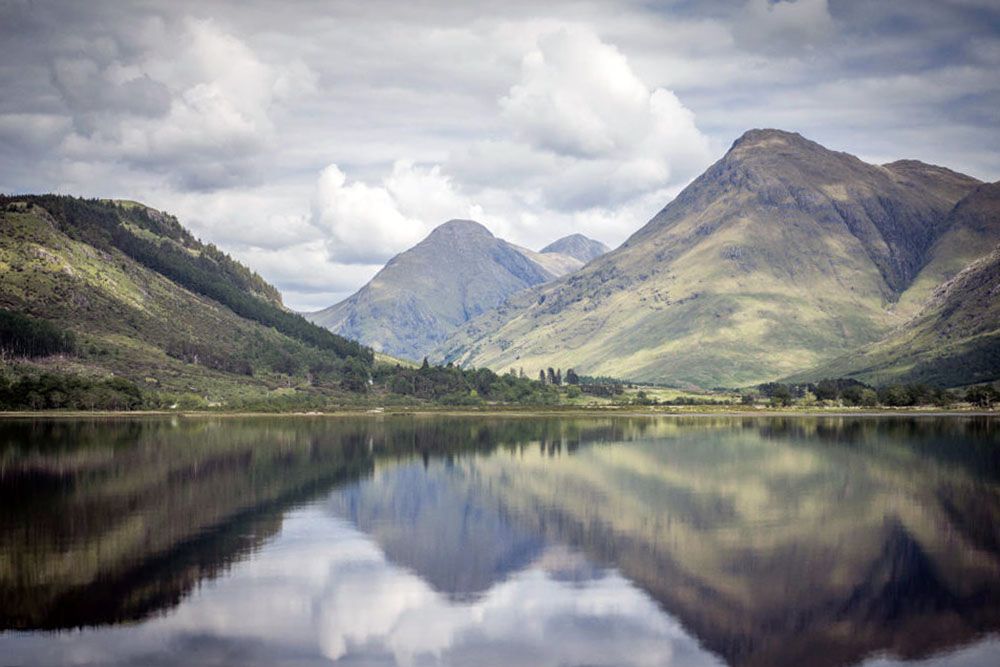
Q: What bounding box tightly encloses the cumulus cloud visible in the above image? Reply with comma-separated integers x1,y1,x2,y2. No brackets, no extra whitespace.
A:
311,160,484,265
54,17,317,190
1,0,998,309
497,27,712,206
310,25,713,274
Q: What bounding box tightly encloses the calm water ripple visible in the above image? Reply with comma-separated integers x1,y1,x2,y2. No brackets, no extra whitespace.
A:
0,415,998,666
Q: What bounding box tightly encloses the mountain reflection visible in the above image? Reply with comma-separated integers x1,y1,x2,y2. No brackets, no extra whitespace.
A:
0,416,998,667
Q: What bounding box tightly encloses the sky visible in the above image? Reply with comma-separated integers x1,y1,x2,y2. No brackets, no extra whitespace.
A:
1,0,998,311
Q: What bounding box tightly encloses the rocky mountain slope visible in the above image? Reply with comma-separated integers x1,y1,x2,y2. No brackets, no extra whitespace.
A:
892,181,1000,319
308,221,606,360
436,130,985,387
0,196,372,406
794,243,1000,387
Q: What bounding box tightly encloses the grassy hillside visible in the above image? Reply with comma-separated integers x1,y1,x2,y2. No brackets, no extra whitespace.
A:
436,130,983,387
791,244,1000,387
0,196,372,408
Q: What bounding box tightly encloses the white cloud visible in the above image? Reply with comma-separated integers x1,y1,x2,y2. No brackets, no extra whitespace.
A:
311,161,483,265
305,25,712,277
56,17,317,189
2,0,998,309
499,27,712,196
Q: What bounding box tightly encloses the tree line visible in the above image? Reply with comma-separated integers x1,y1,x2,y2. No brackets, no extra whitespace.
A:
373,359,560,404
0,309,76,359
0,372,144,411
752,378,999,408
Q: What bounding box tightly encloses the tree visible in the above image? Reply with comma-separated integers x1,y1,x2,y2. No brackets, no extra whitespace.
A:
565,368,579,385
547,367,556,385
539,370,547,384
341,357,370,393
905,383,934,406
966,384,1000,408
769,384,793,407
814,379,839,401
741,393,756,405
877,384,911,407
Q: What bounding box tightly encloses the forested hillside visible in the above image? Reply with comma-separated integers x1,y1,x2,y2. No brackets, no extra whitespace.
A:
0,196,559,410
0,196,376,408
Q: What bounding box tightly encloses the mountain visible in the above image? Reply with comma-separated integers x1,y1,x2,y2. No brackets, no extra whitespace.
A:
308,220,603,360
793,243,1000,387
892,181,1000,319
435,129,983,387
0,195,372,408
540,234,610,262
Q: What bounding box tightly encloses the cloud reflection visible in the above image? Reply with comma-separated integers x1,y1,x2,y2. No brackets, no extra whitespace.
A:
1,505,721,666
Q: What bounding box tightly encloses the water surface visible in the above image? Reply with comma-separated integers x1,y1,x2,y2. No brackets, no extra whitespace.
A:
1,415,998,666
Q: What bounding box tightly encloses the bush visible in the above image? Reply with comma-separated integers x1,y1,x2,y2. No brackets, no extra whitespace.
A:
769,384,793,407
965,384,1000,408
877,384,911,407
0,372,144,410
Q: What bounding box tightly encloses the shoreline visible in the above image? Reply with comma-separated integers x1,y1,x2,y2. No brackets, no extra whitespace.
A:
1,407,997,419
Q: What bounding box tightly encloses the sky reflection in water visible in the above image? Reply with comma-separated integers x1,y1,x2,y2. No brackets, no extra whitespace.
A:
0,416,998,666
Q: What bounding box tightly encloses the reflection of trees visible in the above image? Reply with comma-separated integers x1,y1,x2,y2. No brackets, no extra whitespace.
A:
0,415,626,629
3,415,999,667
0,418,377,629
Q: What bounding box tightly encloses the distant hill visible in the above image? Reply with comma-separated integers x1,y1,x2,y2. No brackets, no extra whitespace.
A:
0,195,372,408
307,220,606,360
436,129,985,387
540,234,610,262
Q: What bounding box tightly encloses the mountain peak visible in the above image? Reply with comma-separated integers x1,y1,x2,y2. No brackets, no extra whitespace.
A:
540,234,610,263
309,218,584,360
441,129,985,387
429,219,493,239
732,127,809,147
725,129,830,163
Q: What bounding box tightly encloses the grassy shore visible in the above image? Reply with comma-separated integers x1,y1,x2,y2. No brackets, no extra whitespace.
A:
1,405,997,419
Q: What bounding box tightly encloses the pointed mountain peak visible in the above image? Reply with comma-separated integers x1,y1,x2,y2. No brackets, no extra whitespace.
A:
429,219,494,239
540,234,610,263
724,128,831,164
